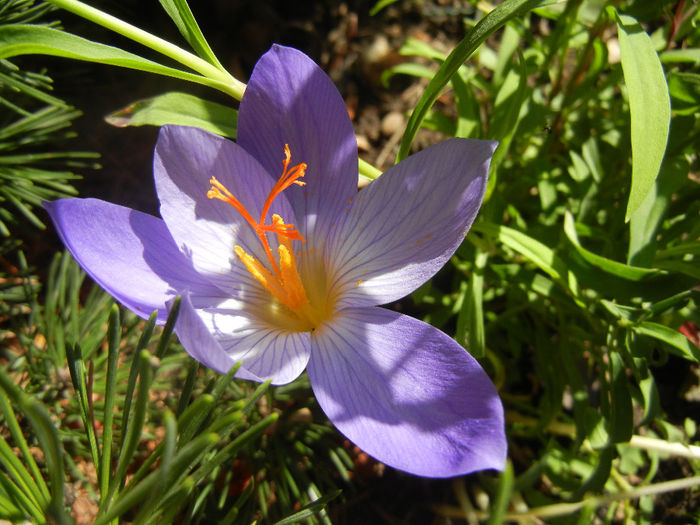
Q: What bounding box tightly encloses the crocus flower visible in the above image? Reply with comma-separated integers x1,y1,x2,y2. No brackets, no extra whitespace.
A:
44,45,505,477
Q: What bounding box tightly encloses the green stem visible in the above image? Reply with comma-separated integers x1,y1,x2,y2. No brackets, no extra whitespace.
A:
45,0,245,100
436,475,700,520
628,435,700,460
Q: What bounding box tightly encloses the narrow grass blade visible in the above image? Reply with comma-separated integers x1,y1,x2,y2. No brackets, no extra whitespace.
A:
99,304,121,497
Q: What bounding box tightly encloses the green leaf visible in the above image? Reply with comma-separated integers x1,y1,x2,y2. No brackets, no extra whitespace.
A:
627,156,687,266
397,0,543,161
667,71,700,115
609,352,633,443
456,249,487,358
660,48,700,64
369,0,399,16
105,92,238,139
474,221,580,299
563,212,662,281
613,11,671,221
485,49,528,200
486,461,514,525
634,322,700,362
0,25,233,94
380,62,436,87
158,0,225,71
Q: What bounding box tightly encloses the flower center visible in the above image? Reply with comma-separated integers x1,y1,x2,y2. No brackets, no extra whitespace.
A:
207,145,325,330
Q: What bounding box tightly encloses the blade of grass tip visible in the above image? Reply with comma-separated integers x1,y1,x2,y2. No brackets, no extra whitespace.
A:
99,304,121,498
200,413,279,481
175,358,200,417
176,393,214,438
103,349,155,511
486,461,514,525
0,389,50,503
396,0,543,162
178,392,217,446
207,410,245,437
157,432,219,503
239,378,272,414
154,296,180,359
210,360,242,399
178,363,241,445
64,343,101,470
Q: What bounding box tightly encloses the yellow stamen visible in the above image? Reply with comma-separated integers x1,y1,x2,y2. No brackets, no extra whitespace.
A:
233,246,288,304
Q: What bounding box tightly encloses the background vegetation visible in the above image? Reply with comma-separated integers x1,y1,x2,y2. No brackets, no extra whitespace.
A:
1,0,699,522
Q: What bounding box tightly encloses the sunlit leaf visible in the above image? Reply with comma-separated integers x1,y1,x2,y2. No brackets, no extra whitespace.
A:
613,11,671,221
105,92,237,139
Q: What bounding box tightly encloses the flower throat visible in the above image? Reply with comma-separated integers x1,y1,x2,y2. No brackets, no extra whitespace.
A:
207,146,323,328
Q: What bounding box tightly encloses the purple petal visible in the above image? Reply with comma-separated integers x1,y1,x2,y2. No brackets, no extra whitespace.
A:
173,294,256,379
44,198,223,323
237,45,358,241
326,138,495,308
308,307,506,477
153,125,295,295
177,295,311,385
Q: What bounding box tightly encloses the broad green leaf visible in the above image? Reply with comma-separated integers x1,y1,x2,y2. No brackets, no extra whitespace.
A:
0,25,233,94
474,221,580,298
158,0,225,71
613,11,671,221
563,212,662,281
660,48,700,64
397,0,543,161
105,92,238,139
634,322,700,362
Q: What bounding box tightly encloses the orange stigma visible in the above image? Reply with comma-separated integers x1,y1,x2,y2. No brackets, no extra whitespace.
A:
207,145,318,323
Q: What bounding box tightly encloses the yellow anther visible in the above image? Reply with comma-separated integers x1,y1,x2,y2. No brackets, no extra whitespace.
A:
234,246,288,304
278,244,309,310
